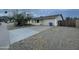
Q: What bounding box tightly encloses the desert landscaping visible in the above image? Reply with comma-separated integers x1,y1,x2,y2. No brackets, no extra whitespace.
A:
10,27,79,50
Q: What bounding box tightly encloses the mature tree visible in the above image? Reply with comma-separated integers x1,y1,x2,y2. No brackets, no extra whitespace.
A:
14,13,25,26
26,14,33,24
66,17,72,20
73,17,78,20
66,17,79,20
13,13,33,26
11,10,33,26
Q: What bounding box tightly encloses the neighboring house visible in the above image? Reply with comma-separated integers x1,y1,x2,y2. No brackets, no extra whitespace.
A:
29,14,64,26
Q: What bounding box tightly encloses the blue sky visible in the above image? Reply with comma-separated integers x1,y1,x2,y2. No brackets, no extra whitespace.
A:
0,9,79,18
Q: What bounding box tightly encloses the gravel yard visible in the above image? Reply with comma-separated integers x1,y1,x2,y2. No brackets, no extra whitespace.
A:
10,27,79,50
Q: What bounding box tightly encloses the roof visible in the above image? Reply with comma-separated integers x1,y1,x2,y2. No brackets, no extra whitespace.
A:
33,14,64,20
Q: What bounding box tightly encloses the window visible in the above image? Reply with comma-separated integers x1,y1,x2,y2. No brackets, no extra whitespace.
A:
37,20,39,23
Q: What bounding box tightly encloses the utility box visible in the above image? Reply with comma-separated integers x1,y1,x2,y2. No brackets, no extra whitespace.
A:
0,22,9,49
76,20,79,28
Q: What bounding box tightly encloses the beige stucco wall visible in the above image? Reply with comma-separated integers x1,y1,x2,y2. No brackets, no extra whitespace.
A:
41,19,57,26
41,16,62,26
56,16,62,21
76,20,79,27
0,22,9,49
30,20,43,25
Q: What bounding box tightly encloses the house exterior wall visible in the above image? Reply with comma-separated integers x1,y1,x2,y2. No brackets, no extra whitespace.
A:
30,20,43,25
41,19,57,26
41,16,62,26
56,16,62,21
0,23,9,49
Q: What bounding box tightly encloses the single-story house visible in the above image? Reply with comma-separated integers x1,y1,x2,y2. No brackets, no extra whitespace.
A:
29,14,64,26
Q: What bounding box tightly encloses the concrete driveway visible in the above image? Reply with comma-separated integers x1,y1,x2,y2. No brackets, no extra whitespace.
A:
9,26,50,44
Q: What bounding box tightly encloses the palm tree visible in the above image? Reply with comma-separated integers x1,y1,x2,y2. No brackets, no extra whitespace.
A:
12,9,33,26
14,13,25,26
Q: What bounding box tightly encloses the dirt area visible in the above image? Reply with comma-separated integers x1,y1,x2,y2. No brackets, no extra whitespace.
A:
9,27,79,50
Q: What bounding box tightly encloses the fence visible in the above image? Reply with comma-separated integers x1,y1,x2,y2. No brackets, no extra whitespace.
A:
58,20,76,27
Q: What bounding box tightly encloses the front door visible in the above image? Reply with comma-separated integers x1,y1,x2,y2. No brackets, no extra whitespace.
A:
49,22,53,26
